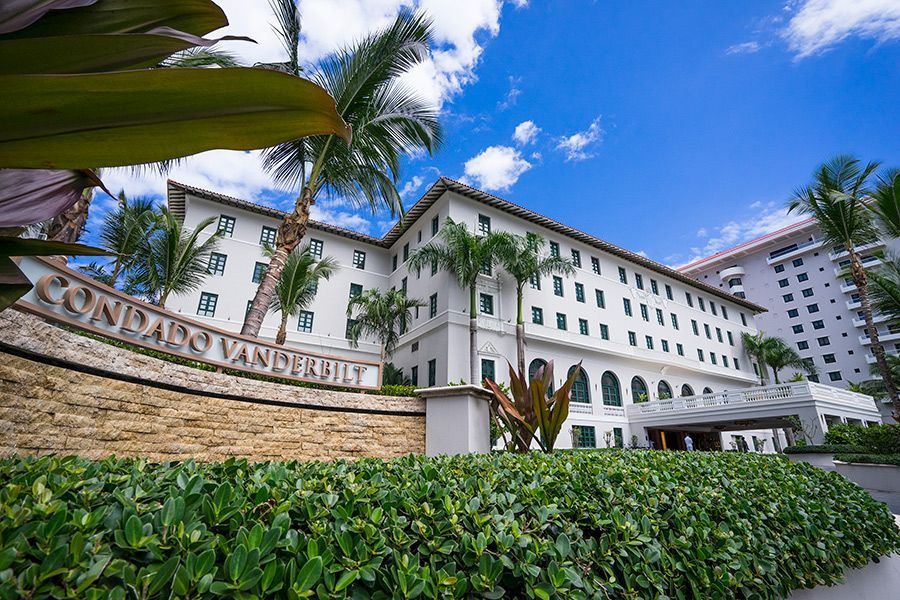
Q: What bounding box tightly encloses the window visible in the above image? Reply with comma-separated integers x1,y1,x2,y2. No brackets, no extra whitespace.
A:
481,359,495,383
479,293,494,315
345,319,357,339
477,214,491,235
778,278,789,288
591,256,601,274
734,357,740,370
671,313,679,329
216,215,235,237
704,323,711,339
549,241,560,257
403,243,409,262
792,324,804,334
807,303,819,314
391,255,398,271
710,302,718,316
349,283,363,298
635,273,644,290
556,313,567,330
645,335,654,350
411,342,418,352
623,298,633,316
740,313,747,326
828,371,842,382
801,288,814,298
529,273,541,290
297,310,314,333
480,259,491,276
352,250,366,270
727,331,734,345
787,308,799,318
595,289,605,308
716,327,723,343
259,226,277,246
618,267,627,284
601,371,621,406
676,343,684,356
613,427,624,449
579,318,589,335
656,308,664,326
631,376,648,403
661,339,670,352
252,262,267,283
309,238,323,259
197,292,218,317
599,323,609,340
798,341,809,350
650,279,659,295
572,425,596,449
429,294,437,318
685,292,693,307
571,249,581,268
817,336,830,346
569,366,590,403
207,252,227,275
418,230,422,243
710,352,717,365
783,294,794,302
812,320,824,330
431,215,439,236
431,260,437,276
628,331,637,346
823,353,836,364
410,366,418,386
691,319,699,335
722,355,729,368
575,283,585,303
427,359,436,387
665,284,673,300
722,306,728,320
532,306,544,325
697,349,705,362
553,276,564,297
797,272,809,282
774,264,785,273
640,303,649,321
401,277,407,293
698,297,706,312
792,258,804,267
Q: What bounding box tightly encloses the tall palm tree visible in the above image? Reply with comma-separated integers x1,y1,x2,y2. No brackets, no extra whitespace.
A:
741,331,774,385
346,288,425,364
787,155,899,414
97,192,159,285
131,208,220,308
765,338,817,384
866,170,900,237
869,253,900,326
242,6,442,337
269,245,336,344
408,218,514,383
497,232,574,375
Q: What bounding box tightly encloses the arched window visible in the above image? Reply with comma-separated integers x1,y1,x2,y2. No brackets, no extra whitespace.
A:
529,359,554,394
680,383,695,397
702,387,713,395
657,380,672,400
601,371,621,406
631,376,648,403
568,366,590,403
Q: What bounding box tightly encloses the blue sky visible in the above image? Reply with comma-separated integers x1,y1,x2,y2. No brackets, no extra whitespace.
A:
100,0,900,266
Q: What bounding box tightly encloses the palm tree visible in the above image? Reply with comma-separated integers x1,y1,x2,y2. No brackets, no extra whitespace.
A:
241,6,442,337
741,331,774,385
869,253,900,326
787,155,899,414
97,192,159,285
408,218,514,383
131,208,220,308
866,169,900,237
765,338,817,384
497,232,575,375
346,288,425,364
269,245,337,344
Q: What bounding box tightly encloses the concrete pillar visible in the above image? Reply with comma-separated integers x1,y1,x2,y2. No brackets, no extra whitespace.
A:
418,385,492,456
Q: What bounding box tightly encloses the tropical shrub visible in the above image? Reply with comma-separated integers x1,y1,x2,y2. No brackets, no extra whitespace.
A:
823,423,864,446
823,423,900,453
782,444,867,454
1,452,897,599
834,453,900,467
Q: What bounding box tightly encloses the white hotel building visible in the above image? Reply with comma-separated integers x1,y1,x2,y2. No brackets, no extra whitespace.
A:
164,178,882,450
680,219,898,424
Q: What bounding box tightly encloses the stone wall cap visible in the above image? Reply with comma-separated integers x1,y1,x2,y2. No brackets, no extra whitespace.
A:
416,385,493,399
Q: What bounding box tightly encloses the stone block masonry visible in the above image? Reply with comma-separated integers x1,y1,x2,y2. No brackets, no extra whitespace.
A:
0,310,424,461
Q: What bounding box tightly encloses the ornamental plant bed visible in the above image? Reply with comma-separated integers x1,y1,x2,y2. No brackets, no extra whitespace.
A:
1,452,898,599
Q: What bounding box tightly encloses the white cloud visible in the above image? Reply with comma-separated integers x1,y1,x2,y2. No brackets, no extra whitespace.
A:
696,227,708,237
512,120,540,145
556,117,604,162
399,175,425,199
497,75,522,110
309,205,374,233
462,145,531,191
725,41,761,55
782,0,900,58
635,250,649,258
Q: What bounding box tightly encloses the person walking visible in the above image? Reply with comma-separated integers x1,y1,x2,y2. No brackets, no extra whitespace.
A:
684,434,694,451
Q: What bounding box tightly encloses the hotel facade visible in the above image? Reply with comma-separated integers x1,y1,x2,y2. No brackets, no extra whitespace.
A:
164,178,880,449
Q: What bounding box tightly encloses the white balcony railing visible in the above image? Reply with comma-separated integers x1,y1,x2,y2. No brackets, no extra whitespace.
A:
829,240,885,261
570,402,593,414
766,239,823,265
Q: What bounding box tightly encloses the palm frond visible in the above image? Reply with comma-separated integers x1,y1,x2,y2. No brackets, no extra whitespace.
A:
157,47,240,69
269,245,336,317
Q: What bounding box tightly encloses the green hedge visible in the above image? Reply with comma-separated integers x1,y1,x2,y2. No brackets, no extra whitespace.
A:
1,452,898,599
835,453,900,467
782,444,867,454
823,424,900,453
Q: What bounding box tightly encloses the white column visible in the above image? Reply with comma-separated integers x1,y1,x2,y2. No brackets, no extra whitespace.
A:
418,385,492,456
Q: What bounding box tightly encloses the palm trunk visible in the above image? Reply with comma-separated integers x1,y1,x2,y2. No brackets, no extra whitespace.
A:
773,369,780,384
275,315,288,345
47,188,93,243
850,248,900,412
469,285,478,385
516,286,525,376
158,289,170,310
242,186,313,337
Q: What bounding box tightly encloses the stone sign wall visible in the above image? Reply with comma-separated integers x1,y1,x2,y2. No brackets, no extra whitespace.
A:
0,310,424,462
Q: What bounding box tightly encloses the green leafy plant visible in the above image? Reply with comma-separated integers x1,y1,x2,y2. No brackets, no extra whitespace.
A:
484,360,581,453
0,452,897,599
834,453,900,467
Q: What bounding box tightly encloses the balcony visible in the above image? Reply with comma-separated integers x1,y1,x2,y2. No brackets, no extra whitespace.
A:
852,313,890,328
718,265,746,281
859,331,900,345
728,284,745,295
765,239,823,265
829,240,885,261
834,257,882,277
570,402,593,414
866,350,900,364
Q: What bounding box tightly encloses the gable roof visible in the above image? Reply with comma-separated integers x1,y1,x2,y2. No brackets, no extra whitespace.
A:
167,177,767,312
